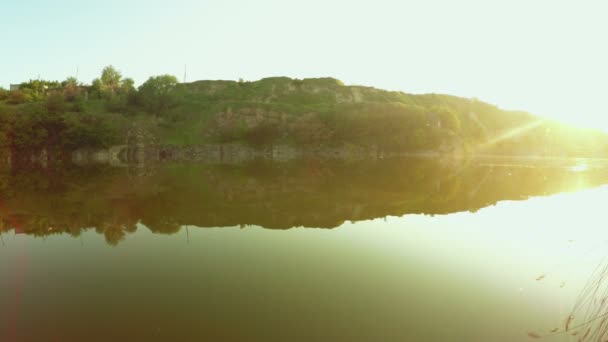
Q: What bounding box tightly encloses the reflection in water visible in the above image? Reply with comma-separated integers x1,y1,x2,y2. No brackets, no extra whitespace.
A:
1,157,608,245
570,163,589,172
3,157,608,341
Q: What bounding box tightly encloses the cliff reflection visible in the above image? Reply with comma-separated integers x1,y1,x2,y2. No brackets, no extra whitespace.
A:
1,157,608,245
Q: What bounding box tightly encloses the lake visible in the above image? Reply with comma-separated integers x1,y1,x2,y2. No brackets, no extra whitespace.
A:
2,157,608,341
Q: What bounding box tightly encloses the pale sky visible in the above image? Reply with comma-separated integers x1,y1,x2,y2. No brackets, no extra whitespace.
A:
1,0,607,129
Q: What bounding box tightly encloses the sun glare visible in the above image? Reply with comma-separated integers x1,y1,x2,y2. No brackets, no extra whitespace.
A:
570,164,589,172
477,119,547,152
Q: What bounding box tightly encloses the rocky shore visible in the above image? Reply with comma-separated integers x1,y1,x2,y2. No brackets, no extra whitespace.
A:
71,143,446,166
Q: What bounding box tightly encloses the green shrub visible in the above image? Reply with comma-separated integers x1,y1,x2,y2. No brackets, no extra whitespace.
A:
46,92,66,114
7,90,27,105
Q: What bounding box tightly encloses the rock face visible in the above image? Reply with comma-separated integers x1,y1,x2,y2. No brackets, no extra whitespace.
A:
125,125,158,163
203,107,289,140
71,121,463,166
71,146,127,166
183,77,400,105
154,143,387,164
73,142,456,166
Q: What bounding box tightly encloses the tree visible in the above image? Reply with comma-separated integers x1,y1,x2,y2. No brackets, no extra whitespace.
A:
90,78,103,98
138,75,179,114
62,77,81,102
120,78,137,106
100,65,122,92
19,79,60,101
121,78,135,93
62,77,80,88
95,66,133,110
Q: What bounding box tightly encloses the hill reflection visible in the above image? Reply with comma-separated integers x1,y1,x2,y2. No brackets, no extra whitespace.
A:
1,157,607,245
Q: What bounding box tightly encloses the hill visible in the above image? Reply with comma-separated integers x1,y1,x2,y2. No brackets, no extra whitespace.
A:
2,72,608,161
157,76,608,157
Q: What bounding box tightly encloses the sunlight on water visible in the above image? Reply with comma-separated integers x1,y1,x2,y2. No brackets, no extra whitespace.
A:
570,163,589,172
397,185,608,341
2,159,608,341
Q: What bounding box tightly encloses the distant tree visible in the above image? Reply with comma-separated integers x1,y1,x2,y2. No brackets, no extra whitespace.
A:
62,77,81,102
0,87,8,101
19,79,60,101
138,75,179,114
93,66,135,112
120,78,138,106
62,77,80,88
90,78,103,98
121,78,135,93
100,66,122,93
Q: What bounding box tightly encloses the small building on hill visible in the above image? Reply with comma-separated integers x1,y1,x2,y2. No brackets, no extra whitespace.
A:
9,84,21,91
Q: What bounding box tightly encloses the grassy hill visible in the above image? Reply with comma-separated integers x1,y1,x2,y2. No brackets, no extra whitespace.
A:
160,77,608,156
2,75,608,159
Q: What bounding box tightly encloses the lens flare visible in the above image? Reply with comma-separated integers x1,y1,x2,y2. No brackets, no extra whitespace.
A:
570,164,588,172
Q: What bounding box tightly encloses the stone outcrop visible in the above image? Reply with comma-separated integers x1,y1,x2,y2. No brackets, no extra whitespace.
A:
72,145,127,167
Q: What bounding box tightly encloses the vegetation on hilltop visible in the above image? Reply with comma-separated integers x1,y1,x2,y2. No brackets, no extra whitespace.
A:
1,66,607,160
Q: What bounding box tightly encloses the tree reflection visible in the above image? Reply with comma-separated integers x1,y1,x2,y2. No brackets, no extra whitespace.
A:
2,157,608,245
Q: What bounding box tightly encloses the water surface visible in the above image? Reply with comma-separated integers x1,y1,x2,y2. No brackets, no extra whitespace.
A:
2,157,608,341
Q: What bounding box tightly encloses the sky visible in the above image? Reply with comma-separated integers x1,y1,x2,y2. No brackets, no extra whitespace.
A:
1,0,607,129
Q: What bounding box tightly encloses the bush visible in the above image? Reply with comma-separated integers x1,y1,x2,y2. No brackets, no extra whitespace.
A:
104,95,129,113
138,75,179,115
46,92,66,114
63,86,82,102
7,90,27,105
70,99,86,113
0,88,8,101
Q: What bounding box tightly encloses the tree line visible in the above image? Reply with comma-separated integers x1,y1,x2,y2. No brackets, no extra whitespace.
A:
0,66,179,115
0,66,180,160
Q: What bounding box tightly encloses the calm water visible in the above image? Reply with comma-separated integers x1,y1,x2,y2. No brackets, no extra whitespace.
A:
2,157,608,341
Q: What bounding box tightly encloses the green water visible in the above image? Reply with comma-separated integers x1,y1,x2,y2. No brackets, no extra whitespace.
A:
1,157,608,341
